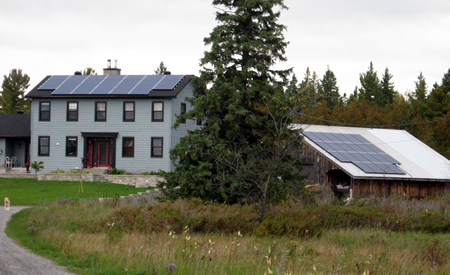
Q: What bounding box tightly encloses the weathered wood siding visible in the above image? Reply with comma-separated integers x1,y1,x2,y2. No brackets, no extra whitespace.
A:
299,143,341,185
353,179,450,198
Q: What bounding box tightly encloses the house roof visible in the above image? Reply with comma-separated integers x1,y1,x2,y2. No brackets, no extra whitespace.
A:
26,74,194,99
0,114,31,138
295,124,450,182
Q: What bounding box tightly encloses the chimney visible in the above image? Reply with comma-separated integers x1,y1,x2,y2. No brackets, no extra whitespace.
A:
164,71,171,75
104,59,121,75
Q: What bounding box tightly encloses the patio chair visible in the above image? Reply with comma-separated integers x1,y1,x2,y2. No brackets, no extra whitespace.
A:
5,156,11,168
11,157,17,167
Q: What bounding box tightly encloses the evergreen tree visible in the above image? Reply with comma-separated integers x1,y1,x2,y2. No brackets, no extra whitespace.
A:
154,61,168,75
426,69,450,118
299,67,320,106
413,72,427,102
358,62,379,105
0,69,30,114
159,0,303,214
319,66,341,109
378,67,396,106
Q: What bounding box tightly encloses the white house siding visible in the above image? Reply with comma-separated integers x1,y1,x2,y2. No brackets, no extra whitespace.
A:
30,95,189,173
0,138,5,165
170,83,199,171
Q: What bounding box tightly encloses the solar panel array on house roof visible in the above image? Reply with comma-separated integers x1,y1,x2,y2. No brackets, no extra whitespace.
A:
38,75,185,95
303,132,405,175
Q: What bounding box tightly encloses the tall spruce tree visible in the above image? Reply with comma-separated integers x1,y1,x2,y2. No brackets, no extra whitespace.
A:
378,67,396,106
318,66,341,109
0,69,30,114
159,0,304,213
358,62,380,105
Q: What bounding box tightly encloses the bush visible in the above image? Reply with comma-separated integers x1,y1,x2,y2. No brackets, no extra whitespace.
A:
110,168,126,175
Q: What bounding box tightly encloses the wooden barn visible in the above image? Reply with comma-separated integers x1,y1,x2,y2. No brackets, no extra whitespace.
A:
295,125,450,198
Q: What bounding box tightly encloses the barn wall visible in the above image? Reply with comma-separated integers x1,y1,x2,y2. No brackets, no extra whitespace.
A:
353,179,450,198
298,143,341,185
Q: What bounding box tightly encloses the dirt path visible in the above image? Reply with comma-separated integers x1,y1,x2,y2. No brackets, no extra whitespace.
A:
0,206,72,275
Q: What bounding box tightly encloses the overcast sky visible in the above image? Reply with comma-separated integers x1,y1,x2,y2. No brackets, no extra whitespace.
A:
0,0,449,97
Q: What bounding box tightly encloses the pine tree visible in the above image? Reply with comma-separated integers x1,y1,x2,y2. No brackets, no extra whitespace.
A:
413,72,427,102
159,0,303,214
0,69,30,114
319,66,341,109
378,67,396,106
358,62,379,105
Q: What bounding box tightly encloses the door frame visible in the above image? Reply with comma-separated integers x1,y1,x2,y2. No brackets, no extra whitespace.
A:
82,132,117,168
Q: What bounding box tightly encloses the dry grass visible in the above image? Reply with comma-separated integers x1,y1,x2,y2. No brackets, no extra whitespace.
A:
9,194,450,274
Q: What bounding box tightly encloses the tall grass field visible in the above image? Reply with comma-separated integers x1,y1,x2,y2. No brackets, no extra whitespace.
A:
5,182,450,275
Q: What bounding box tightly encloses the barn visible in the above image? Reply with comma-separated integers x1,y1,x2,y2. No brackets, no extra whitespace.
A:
295,125,450,198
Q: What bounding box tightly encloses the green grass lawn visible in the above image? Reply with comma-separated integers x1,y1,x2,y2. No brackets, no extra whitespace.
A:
0,178,154,205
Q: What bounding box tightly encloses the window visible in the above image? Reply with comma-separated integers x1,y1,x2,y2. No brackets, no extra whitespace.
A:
122,137,134,157
38,136,50,156
66,136,77,157
39,101,51,121
67,102,78,121
95,102,107,121
181,103,187,124
123,102,135,122
151,137,163,158
152,102,163,122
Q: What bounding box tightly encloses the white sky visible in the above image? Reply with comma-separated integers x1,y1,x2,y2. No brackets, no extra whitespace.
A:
0,0,449,97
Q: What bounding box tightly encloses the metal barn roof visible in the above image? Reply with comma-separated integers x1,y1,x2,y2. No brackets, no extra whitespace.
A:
294,124,450,181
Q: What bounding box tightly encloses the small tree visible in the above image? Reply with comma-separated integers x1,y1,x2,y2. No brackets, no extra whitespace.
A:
154,62,168,75
82,68,97,75
0,69,30,114
31,161,44,174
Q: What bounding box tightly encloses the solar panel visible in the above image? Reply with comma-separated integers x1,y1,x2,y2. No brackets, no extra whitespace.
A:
303,131,405,175
71,75,106,95
45,74,186,95
129,75,165,95
40,75,70,90
52,76,86,95
91,75,126,95
154,75,184,90
109,76,145,95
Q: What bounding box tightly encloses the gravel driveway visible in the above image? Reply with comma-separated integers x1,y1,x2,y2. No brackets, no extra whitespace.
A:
0,206,72,275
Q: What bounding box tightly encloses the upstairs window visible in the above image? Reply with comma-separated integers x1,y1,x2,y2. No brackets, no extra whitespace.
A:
95,102,107,121
152,102,163,122
39,101,51,121
38,136,50,156
122,137,134,157
66,136,77,157
67,102,78,121
151,137,163,158
123,102,135,122
181,103,186,124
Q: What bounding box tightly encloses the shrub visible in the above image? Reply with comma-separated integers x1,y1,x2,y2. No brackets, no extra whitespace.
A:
110,168,126,175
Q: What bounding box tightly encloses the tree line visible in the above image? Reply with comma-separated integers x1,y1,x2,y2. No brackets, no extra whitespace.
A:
291,62,450,159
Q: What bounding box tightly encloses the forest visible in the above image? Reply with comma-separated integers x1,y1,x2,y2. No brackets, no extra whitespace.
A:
290,62,450,159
